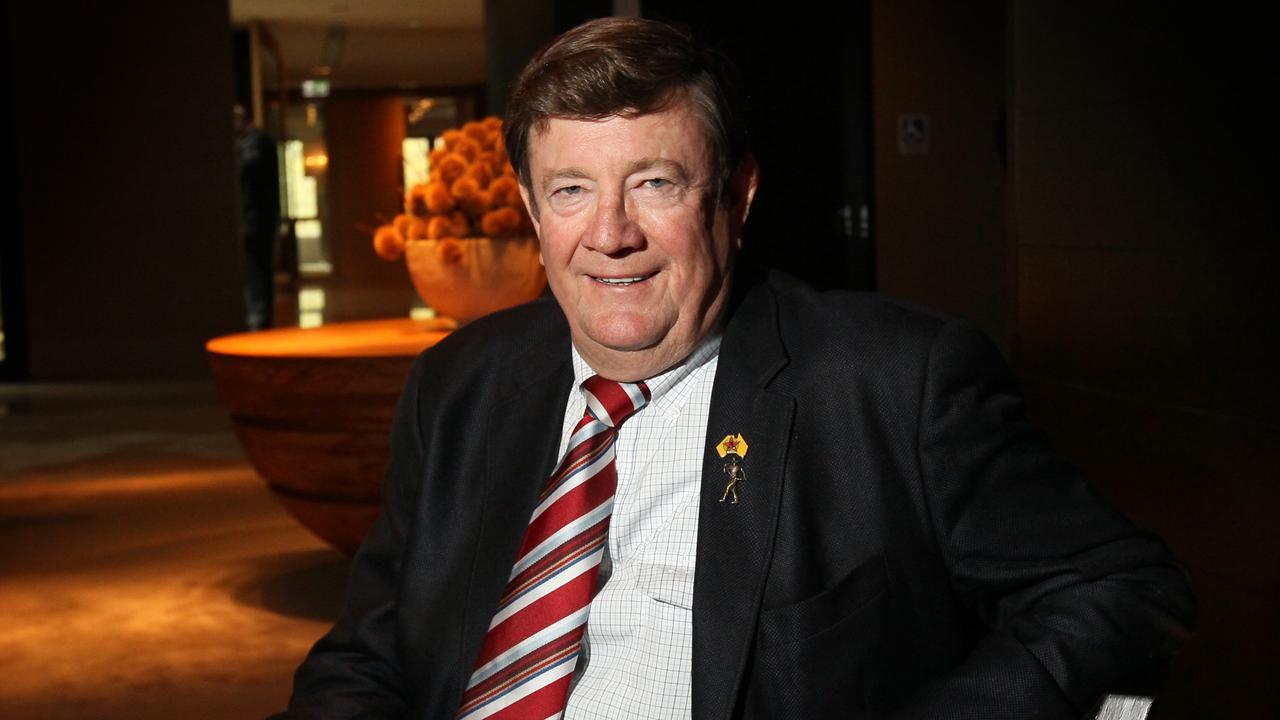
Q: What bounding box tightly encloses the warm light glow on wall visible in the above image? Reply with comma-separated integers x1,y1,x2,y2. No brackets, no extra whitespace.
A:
403,138,430,189
295,219,322,240
298,287,326,328
284,141,318,219
298,287,326,312
407,98,435,125
304,153,329,170
295,220,331,276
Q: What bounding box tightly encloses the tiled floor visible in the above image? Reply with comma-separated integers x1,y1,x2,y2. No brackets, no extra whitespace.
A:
0,381,348,720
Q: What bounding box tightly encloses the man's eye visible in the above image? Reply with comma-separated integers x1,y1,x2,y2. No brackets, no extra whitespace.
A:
643,178,671,189
553,185,582,197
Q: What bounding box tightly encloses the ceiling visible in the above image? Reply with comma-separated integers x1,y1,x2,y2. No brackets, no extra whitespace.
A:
229,0,487,90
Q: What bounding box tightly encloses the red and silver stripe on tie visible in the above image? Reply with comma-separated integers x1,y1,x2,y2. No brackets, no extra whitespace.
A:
456,376,650,720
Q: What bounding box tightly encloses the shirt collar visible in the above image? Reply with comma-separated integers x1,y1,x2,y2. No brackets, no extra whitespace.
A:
570,330,723,409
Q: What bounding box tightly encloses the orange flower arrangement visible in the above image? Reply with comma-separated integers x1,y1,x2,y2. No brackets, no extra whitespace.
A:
373,116,532,261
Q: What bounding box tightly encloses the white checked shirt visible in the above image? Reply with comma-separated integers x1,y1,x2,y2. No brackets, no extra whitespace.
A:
560,334,721,719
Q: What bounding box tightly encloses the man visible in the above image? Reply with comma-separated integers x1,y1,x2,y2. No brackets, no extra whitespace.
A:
234,103,280,331
282,18,1193,719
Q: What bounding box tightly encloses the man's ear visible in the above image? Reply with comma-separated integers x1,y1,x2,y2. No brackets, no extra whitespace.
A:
736,154,760,222
728,154,760,240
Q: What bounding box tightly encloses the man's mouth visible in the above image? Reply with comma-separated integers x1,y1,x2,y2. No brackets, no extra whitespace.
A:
591,273,655,287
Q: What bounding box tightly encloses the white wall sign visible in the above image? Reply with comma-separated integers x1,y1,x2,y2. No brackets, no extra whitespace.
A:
897,113,930,156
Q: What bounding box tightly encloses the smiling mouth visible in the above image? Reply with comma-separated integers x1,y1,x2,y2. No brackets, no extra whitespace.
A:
591,273,655,287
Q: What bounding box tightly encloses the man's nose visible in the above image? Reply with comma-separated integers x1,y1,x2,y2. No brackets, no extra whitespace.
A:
583,190,644,255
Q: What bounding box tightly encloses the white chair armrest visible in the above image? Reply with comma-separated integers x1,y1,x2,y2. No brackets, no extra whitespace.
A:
1094,694,1154,720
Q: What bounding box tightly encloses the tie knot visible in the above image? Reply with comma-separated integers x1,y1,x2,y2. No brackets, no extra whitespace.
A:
581,376,651,427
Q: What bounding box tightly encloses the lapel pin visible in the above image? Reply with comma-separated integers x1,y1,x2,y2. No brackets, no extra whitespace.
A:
715,433,748,504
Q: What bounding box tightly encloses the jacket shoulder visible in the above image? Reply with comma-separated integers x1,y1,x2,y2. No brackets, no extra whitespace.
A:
413,297,567,376
761,270,954,361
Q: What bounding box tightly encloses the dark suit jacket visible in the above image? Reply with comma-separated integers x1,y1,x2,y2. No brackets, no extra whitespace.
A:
284,270,1194,719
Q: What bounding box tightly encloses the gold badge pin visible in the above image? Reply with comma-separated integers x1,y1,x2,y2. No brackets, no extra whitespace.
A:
715,434,748,504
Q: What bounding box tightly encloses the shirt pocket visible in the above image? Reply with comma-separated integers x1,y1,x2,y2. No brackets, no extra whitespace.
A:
633,562,695,610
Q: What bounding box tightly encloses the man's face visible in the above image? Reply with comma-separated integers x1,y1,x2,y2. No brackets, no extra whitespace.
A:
521,97,757,381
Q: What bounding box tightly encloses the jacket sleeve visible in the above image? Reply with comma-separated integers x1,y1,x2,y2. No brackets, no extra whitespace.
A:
895,319,1195,719
276,354,433,719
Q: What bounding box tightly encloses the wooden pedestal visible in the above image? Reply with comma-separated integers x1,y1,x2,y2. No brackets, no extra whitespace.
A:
207,318,451,554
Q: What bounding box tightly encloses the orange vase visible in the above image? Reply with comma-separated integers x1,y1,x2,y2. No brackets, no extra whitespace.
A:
403,236,546,324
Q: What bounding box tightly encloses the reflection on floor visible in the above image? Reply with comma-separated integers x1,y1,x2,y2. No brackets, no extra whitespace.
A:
0,381,348,720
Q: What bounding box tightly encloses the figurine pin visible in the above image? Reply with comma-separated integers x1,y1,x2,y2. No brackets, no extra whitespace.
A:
714,433,749,504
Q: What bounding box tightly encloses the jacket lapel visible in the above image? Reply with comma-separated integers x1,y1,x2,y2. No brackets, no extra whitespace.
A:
693,277,795,719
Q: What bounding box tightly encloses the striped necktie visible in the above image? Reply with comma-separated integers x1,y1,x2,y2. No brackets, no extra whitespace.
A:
457,375,651,720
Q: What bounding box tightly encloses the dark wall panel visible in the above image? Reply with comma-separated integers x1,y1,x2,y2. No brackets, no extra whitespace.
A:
9,3,242,378
871,0,1009,347
1011,3,1277,716
1018,247,1274,423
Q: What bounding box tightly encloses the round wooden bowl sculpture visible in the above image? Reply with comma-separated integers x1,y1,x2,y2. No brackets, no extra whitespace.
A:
206,320,451,555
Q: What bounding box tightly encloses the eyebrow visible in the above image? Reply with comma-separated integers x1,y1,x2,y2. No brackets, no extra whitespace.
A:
623,157,690,181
